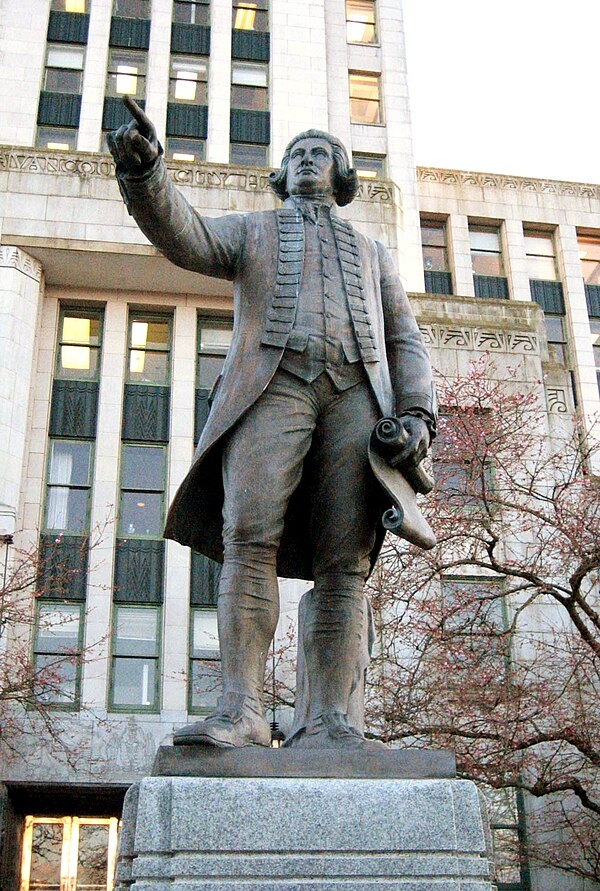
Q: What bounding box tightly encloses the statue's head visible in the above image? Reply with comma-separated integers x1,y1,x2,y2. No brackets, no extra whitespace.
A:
269,130,359,207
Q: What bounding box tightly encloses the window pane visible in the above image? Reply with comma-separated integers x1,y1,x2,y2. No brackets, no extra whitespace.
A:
108,52,146,98
197,354,226,389
52,0,87,9
122,445,164,490
45,68,82,93
346,0,376,43
61,314,100,345
230,142,267,165
46,486,89,532
173,0,210,25
190,659,222,710
581,258,600,285
231,62,268,87
58,344,99,378
112,657,157,706
47,46,84,69
349,73,379,100
37,126,77,150
472,253,503,277
48,441,91,486
170,57,208,102
423,245,447,273
545,316,565,343
200,326,232,353
192,609,219,653
128,350,169,383
36,604,80,652
470,229,500,251
524,234,554,257
77,824,110,887
30,823,64,887
349,74,381,124
234,3,268,30
114,0,150,16
130,319,169,349
35,654,78,703
167,136,206,162
528,255,557,280
114,607,158,655
119,491,163,536
353,154,385,178
493,828,522,884
231,84,267,111
421,225,446,247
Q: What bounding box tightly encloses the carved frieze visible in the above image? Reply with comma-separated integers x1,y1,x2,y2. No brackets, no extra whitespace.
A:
417,166,600,200
418,323,539,355
0,245,42,281
546,387,568,414
0,147,394,203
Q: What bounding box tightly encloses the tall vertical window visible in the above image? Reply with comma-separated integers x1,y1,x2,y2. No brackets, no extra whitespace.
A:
233,0,268,31
118,444,166,538
469,224,509,299
33,603,83,706
579,237,600,287
110,605,161,709
44,45,85,94
525,231,566,366
128,315,171,385
421,219,453,295
36,45,85,149
169,56,208,104
56,311,102,380
166,56,209,161
45,441,93,535
349,72,381,125
106,49,146,98
525,232,558,281
346,0,377,44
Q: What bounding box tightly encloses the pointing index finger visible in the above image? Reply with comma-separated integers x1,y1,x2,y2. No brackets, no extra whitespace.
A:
123,96,153,135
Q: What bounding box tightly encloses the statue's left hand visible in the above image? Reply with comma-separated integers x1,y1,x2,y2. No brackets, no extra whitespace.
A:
393,415,430,468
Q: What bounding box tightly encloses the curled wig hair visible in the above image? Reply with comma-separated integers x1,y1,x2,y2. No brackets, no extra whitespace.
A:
268,129,359,207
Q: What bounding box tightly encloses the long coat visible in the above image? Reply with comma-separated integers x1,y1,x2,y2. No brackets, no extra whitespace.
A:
119,161,437,579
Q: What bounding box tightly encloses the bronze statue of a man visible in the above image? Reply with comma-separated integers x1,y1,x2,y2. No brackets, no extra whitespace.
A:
109,98,436,750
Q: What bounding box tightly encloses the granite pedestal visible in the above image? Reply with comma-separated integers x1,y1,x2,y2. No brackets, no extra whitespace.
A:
114,748,495,890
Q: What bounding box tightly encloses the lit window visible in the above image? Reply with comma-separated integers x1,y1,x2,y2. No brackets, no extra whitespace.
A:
118,444,165,537
421,221,449,273
45,440,92,534
33,603,82,705
469,225,504,277
36,126,77,151
56,310,102,379
127,314,171,384
110,605,160,709
524,232,558,281
346,0,376,44
233,0,268,31
353,153,385,179
166,136,206,162
578,237,600,286
44,44,84,94
229,142,268,165
349,72,381,124
169,56,208,104
231,61,268,111
51,0,87,11
173,0,210,25
107,50,146,99
113,0,150,17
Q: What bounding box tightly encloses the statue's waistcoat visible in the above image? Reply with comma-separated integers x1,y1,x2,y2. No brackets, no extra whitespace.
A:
260,207,379,365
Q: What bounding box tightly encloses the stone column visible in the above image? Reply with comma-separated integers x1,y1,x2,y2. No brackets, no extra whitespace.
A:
556,224,600,469
82,300,128,710
0,247,43,538
447,214,475,298
145,0,173,145
206,0,233,162
503,218,531,302
271,0,329,162
162,304,196,721
78,0,112,152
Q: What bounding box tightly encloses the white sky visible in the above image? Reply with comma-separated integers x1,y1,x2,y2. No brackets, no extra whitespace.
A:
402,0,600,184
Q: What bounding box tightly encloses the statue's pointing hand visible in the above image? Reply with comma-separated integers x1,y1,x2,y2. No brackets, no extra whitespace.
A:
107,96,160,174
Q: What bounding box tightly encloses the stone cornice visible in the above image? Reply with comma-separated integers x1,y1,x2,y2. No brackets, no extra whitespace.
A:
0,245,42,281
0,146,395,204
417,166,600,199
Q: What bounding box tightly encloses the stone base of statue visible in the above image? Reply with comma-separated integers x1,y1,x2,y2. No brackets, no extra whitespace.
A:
114,747,495,890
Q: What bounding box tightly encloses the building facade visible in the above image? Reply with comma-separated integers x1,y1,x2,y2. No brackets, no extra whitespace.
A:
0,0,599,889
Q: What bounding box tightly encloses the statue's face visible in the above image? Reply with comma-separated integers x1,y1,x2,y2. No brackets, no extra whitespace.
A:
286,137,336,198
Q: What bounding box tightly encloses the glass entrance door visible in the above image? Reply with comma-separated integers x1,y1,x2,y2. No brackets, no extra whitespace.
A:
20,817,119,891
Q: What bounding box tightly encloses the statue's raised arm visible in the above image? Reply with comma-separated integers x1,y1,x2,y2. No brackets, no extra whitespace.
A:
107,96,160,173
